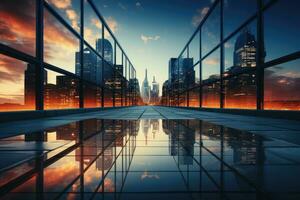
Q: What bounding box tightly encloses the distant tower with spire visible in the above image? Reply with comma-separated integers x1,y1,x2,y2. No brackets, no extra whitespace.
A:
141,69,150,104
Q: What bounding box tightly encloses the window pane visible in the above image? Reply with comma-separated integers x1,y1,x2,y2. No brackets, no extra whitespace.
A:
189,32,200,63
84,2,102,50
47,0,80,33
202,82,220,108
224,22,257,74
189,87,200,108
83,82,101,108
202,49,220,82
0,0,36,56
264,59,300,110
224,0,257,37
0,54,35,111
44,10,79,74
224,72,256,109
202,2,220,56
44,69,79,110
104,27,115,65
78,46,103,85
264,0,300,61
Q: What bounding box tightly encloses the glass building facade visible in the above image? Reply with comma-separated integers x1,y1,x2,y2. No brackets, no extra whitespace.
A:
0,0,141,112
161,0,300,111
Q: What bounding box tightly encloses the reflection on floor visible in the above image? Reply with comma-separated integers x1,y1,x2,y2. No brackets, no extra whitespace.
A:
0,117,300,200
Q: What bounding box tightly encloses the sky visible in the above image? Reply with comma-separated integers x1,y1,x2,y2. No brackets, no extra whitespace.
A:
0,0,300,104
92,0,213,93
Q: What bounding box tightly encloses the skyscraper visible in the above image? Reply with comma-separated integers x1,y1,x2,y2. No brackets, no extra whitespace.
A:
75,48,98,83
141,69,150,104
168,58,178,84
96,39,114,84
150,76,159,105
24,64,47,108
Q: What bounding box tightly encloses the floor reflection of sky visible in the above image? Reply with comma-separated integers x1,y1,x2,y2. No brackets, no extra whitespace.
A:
0,119,300,200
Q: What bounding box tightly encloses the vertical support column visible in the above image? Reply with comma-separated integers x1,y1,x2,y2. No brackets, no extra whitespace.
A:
79,0,84,108
113,41,116,107
121,53,124,106
101,24,105,107
36,0,44,111
199,30,203,108
128,63,131,106
125,59,127,106
177,58,180,107
220,0,225,109
187,46,189,107
256,0,264,110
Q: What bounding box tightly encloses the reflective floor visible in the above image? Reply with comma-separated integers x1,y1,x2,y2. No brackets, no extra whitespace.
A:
0,118,300,200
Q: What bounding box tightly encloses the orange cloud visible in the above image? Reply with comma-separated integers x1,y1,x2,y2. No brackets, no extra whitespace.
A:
47,0,71,9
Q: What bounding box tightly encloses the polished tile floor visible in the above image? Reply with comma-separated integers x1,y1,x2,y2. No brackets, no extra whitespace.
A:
0,107,300,199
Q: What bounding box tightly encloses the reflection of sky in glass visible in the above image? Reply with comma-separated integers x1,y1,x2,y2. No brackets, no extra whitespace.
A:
201,3,220,56
202,48,220,80
264,1,300,62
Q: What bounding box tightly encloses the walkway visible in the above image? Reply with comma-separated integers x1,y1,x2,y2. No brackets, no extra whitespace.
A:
0,106,300,200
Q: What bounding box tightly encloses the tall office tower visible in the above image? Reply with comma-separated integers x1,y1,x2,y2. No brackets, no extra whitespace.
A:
141,69,150,104
150,76,160,104
168,58,178,84
234,28,257,68
24,64,47,108
178,58,195,88
96,39,114,83
75,48,98,83
225,28,261,107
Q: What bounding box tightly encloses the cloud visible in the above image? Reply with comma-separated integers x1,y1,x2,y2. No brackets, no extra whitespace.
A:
224,42,232,49
48,0,79,31
90,16,118,38
141,35,160,44
118,2,127,10
203,58,220,65
192,7,209,27
91,18,102,29
136,2,142,7
66,9,79,30
106,17,118,34
48,0,71,9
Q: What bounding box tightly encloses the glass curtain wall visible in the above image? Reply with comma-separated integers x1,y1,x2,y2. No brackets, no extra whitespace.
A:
0,0,138,112
162,0,300,111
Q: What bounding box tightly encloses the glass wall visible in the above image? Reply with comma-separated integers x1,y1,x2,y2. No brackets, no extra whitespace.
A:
162,0,300,111
0,0,138,112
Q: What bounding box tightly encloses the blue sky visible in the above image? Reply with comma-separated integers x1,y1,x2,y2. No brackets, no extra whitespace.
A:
93,0,213,90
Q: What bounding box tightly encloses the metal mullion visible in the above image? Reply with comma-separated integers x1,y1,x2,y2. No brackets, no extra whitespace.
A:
264,51,300,68
199,29,203,108
36,0,44,110
256,0,264,110
220,0,224,109
113,40,116,107
0,44,38,64
101,23,105,107
79,0,84,108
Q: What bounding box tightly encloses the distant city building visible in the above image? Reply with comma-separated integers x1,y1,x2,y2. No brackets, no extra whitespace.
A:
168,58,178,84
96,39,114,84
150,76,160,105
224,28,260,108
75,48,98,84
24,64,47,108
141,69,150,104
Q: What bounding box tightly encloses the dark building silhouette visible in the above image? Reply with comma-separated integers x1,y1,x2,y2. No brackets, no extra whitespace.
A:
224,28,259,108
75,48,98,84
24,64,47,108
